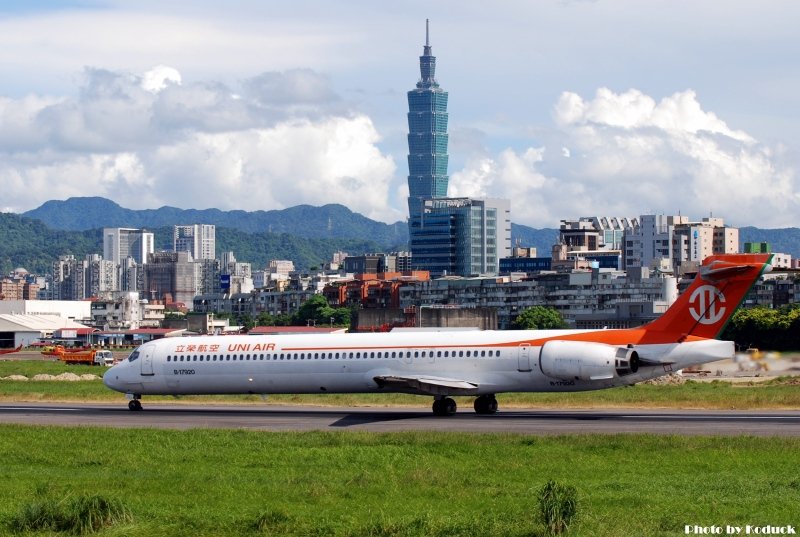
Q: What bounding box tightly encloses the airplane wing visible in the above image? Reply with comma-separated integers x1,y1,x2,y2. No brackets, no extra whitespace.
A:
373,374,480,396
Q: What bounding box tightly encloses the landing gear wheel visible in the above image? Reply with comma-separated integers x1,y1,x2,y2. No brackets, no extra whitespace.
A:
432,397,457,416
474,394,498,415
128,399,143,411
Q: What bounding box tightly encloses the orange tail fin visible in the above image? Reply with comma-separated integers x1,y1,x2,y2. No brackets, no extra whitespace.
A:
644,254,773,340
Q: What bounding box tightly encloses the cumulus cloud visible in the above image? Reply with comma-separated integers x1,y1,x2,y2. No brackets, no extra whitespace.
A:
452,88,798,228
0,65,400,222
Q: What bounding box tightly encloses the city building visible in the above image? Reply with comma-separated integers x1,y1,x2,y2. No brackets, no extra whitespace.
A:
323,271,430,310
85,254,119,297
195,258,222,295
623,215,739,274
268,260,295,276
174,224,216,260
399,267,677,330
144,251,196,308
220,252,253,294
51,255,86,301
89,292,142,330
103,228,154,265
741,242,793,269
0,275,38,301
343,252,412,274
409,197,511,277
559,217,638,251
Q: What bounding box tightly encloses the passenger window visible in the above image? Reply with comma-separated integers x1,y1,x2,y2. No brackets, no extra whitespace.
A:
166,356,171,362
466,351,471,358
459,351,464,357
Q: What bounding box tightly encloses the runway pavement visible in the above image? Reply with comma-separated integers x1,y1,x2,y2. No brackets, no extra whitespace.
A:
1,402,799,435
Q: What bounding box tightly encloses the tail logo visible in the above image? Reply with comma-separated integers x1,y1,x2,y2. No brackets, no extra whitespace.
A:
689,285,726,325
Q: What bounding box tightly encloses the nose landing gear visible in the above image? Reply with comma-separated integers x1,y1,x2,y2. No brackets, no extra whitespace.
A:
127,395,143,411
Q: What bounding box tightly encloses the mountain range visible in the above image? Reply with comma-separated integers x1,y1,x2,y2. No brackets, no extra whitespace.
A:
19,196,562,262
2,197,797,275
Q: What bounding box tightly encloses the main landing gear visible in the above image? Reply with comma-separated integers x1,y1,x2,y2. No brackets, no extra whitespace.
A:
473,394,498,415
432,397,457,416
432,394,499,416
127,395,143,411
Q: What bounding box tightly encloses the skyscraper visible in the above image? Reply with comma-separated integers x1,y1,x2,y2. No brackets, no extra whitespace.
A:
174,224,216,261
406,19,449,218
103,228,154,265
406,21,511,277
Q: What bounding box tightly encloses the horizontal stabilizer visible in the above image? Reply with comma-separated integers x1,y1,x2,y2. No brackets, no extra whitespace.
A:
700,261,767,282
374,375,479,396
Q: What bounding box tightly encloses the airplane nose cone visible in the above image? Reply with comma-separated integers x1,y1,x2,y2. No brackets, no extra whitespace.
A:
103,365,122,392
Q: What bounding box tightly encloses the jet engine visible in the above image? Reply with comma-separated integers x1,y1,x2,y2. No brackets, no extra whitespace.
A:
539,340,639,381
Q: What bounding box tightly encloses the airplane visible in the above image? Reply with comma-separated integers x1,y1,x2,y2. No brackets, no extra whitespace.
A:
104,253,772,415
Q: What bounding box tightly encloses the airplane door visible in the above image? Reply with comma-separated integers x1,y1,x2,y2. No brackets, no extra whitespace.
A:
140,346,154,376
517,343,532,372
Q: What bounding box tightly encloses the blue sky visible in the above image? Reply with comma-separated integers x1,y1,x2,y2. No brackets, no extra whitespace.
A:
1,0,798,228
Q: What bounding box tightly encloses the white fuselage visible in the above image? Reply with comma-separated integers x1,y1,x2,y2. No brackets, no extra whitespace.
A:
103,330,733,398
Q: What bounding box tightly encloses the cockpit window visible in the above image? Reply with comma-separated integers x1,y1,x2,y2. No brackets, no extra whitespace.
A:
128,350,140,363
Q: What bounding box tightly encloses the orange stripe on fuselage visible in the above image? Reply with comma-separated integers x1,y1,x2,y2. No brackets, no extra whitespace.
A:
281,327,689,353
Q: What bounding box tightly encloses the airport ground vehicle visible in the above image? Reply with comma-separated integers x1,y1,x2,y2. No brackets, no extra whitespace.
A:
56,348,115,366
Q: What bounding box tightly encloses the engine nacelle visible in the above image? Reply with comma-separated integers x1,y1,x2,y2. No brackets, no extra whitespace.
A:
539,340,639,381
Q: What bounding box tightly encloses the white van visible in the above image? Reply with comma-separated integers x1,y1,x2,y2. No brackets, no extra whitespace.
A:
94,350,115,366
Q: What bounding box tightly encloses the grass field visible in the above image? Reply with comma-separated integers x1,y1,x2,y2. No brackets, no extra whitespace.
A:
0,427,798,536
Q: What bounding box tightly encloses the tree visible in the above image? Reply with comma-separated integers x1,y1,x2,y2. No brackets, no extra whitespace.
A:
722,304,800,351
256,312,276,326
238,313,255,332
512,306,568,330
293,295,334,326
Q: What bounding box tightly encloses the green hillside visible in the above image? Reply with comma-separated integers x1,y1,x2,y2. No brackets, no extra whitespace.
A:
0,213,385,275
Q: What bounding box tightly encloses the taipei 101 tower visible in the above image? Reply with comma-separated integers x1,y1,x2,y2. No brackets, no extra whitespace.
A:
406,21,510,277
406,19,449,218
